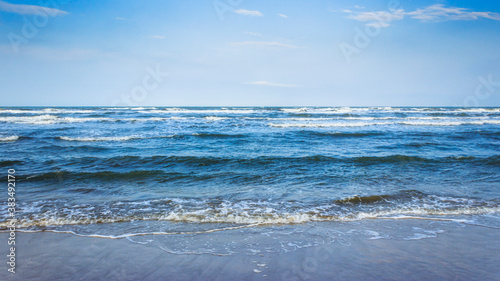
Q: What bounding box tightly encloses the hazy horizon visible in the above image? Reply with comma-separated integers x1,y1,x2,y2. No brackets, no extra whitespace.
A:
2,105,500,108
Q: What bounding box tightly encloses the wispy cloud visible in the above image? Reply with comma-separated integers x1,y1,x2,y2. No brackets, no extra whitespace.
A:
115,17,127,21
244,31,262,37
245,81,297,88
343,4,500,28
366,21,391,28
234,9,263,17
149,35,165,39
278,14,288,18
407,4,500,21
230,41,298,49
0,0,68,16
345,9,405,27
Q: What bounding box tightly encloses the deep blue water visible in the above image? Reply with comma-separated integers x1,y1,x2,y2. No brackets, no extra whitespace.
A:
0,107,499,239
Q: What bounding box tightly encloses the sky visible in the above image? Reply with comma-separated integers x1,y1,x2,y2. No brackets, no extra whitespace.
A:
0,0,499,106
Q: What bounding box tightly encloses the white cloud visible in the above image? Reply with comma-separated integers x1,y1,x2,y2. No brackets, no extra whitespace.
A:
278,14,288,18
115,17,127,21
366,21,390,28
244,31,262,37
343,4,500,28
230,41,298,49
407,4,500,21
234,9,263,17
0,0,68,16
354,5,365,9
346,9,405,28
150,35,165,39
245,81,297,88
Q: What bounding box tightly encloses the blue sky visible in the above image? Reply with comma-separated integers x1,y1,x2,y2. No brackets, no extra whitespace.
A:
0,0,499,106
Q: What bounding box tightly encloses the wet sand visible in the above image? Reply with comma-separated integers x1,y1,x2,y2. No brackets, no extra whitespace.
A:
1,220,499,281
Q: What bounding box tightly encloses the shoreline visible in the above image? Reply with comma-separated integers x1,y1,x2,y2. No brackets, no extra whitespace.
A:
1,219,499,280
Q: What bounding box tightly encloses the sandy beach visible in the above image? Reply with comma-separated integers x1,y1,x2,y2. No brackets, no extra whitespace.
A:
1,219,499,281
2,0,500,279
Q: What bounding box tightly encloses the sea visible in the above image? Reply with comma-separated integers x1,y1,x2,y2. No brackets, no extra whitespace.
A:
1,106,499,255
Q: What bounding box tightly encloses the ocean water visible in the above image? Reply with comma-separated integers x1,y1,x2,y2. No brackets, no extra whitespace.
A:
1,107,499,253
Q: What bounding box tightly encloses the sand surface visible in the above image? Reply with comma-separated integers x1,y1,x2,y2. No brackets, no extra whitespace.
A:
1,220,499,281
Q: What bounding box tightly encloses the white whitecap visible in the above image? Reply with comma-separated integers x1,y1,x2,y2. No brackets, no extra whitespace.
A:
59,136,141,142
0,115,111,124
0,136,19,142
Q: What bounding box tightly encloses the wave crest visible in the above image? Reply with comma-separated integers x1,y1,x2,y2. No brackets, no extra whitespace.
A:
0,135,19,142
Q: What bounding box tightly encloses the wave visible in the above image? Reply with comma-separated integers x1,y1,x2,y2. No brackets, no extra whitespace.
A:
269,120,500,128
24,170,168,182
400,120,500,126
1,191,498,228
19,155,500,182
191,133,246,138
57,133,244,142
405,116,487,120
301,131,386,138
58,136,143,142
204,116,230,121
126,117,195,122
0,115,112,125
279,107,375,115
46,154,500,166
351,155,499,165
3,117,497,126
118,116,499,123
154,205,500,225
336,194,392,204
241,117,398,121
0,135,19,142
269,122,378,128
11,207,494,228
275,107,500,116
456,108,500,113
0,160,23,167
2,107,499,127
135,108,259,114
0,108,97,114
40,108,97,114
136,110,249,117
0,109,39,114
